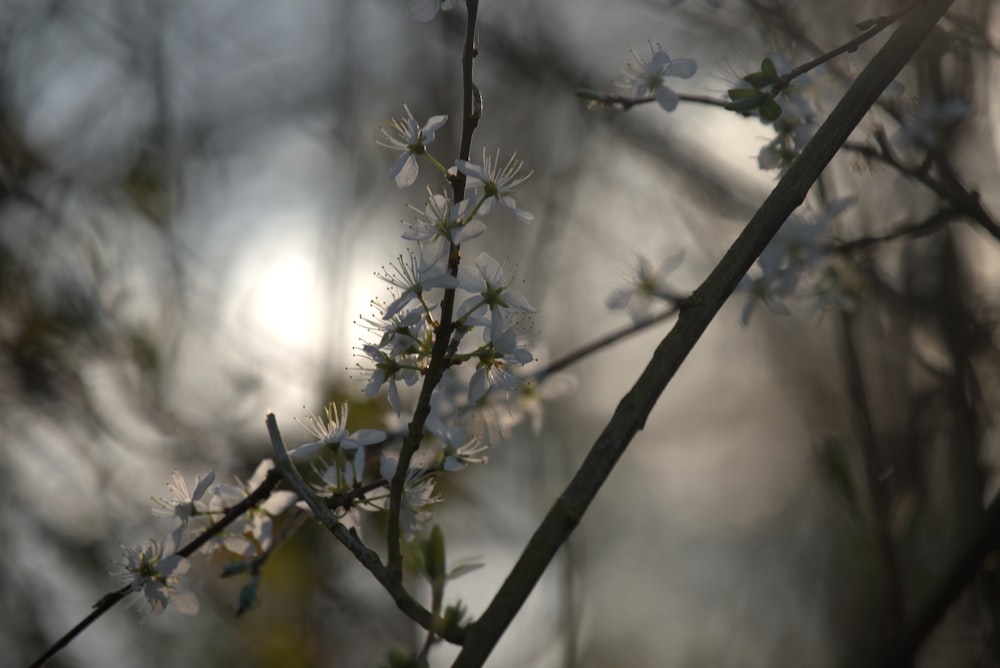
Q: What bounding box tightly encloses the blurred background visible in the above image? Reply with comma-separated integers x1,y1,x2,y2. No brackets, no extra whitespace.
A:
4,0,1000,666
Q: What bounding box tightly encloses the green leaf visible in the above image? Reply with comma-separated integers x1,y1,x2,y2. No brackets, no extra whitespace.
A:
744,71,779,88
379,648,421,668
422,524,446,584
761,57,778,76
236,578,260,617
726,89,764,112
759,96,783,122
438,601,469,637
727,87,760,101
220,560,253,578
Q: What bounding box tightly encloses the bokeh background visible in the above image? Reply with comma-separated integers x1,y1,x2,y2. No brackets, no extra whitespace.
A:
4,1,1000,666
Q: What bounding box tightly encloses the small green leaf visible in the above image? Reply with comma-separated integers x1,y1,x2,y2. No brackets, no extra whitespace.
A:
727,87,759,101
761,57,778,76
220,560,253,578
438,601,469,637
744,71,779,88
759,96,783,122
380,648,421,668
423,524,446,584
726,89,764,112
236,579,260,617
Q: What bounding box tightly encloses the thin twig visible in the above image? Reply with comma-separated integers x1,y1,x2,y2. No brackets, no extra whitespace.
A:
266,414,464,645
528,305,679,381
844,138,1000,243
28,467,284,668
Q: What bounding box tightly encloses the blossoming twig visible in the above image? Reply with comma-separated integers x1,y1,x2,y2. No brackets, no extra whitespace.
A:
387,0,482,582
266,413,465,644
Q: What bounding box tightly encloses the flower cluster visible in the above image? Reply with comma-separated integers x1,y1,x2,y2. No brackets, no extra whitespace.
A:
113,539,200,617
738,197,857,324
121,464,298,617
363,104,540,420
734,54,819,173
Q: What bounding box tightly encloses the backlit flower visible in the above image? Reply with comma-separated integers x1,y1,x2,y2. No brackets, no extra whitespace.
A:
618,42,697,112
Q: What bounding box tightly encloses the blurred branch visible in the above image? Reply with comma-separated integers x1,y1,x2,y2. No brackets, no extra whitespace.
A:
873,491,1000,667
27,468,283,668
839,311,909,664
453,1,957,666
844,135,1000,242
831,208,960,255
529,304,680,380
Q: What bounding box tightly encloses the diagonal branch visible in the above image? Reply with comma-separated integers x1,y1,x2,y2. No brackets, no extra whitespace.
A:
451,1,957,666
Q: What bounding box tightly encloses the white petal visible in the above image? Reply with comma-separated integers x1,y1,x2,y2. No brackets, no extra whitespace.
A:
262,491,298,515
502,289,537,313
391,153,419,188
421,114,448,141
668,59,698,78
606,288,634,309
388,380,402,416
406,0,440,21
452,219,486,244
468,368,489,403
351,429,388,446
288,440,327,462
455,160,488,184
654,87,681,112
191,471,215,501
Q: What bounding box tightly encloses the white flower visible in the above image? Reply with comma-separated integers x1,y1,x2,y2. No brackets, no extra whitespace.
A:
467,313,535,403
290,402,387,462
357,344,421,416
377,104,448,188
151,469,215,545
618,42,697,112
205,460,298,556
606,253,684,323
113,539,199,617
456,252,537,330
407,0,456,22
359,307,429,360
405,191,485,264
378,449,441,539
456,148,534,223
377,248,458,320
426,414,489,471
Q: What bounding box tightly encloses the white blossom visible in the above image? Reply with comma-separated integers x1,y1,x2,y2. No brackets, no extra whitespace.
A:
618,42,697,112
